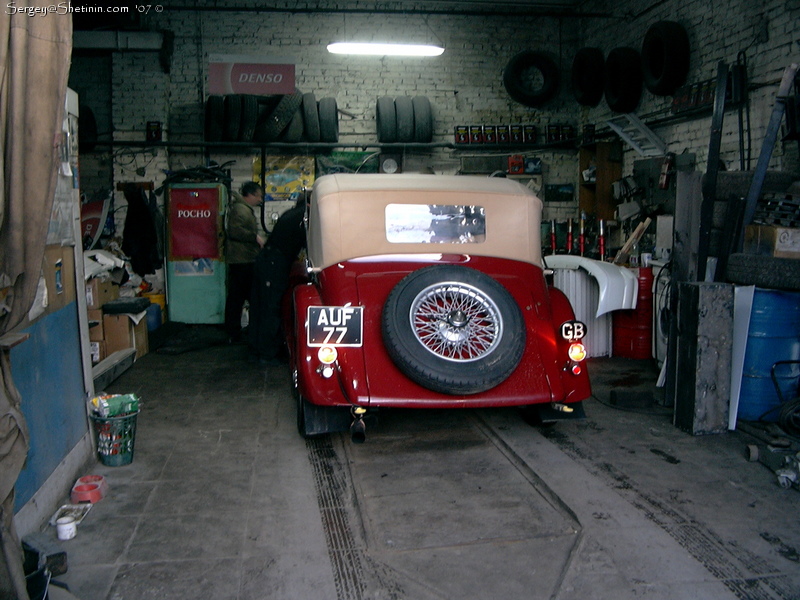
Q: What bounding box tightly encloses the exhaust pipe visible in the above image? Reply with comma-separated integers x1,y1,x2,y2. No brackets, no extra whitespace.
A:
350,418,366,444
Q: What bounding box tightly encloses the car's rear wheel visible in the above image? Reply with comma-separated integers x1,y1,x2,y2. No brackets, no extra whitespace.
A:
382,265,525,395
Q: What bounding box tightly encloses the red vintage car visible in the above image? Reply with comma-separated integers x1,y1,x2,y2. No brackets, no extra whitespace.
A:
286,173,590,442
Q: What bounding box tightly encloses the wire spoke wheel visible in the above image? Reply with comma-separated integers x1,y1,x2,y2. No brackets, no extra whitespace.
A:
411,282,502,361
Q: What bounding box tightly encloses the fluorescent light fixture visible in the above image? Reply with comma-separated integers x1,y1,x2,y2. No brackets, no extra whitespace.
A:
327,42,444,56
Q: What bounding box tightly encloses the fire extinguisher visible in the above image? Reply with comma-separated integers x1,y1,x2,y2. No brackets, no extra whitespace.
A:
659,152,675,190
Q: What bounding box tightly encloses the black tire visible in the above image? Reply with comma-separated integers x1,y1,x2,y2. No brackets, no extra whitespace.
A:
239,95,259,142
204,95,224,142
253,96,281,142
725,254,800,291
318,97,339,142
78,105,98,152
223,94,242,141
281,107,304,142
503,50,560,107
571,47,605,107
412,96,433,143
260,89,304,142
382,265,526,395
605,47,643,113
301,92,321,142
376,96,397,143
394,96,415,143
641,21,690,96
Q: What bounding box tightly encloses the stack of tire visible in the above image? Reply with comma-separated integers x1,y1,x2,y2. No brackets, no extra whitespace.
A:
569,21,690,113
376,96,433,143
205,91,339,144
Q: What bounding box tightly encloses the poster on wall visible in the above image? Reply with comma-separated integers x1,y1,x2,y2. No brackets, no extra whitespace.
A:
208,54,296,95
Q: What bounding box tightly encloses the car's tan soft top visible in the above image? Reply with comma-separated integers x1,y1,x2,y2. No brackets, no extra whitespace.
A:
307,173,543,271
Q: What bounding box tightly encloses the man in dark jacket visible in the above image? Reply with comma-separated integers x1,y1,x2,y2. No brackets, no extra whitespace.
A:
225,181,264,343
248,195,306,362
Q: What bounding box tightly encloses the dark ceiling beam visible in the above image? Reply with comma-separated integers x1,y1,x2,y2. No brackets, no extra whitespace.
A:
162,4,616,19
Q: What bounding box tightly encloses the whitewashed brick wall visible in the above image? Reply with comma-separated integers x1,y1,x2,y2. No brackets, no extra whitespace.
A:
72,0,799,235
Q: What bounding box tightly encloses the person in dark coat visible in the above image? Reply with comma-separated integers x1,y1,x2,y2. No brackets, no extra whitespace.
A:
248,195,307,363
224,181,264,343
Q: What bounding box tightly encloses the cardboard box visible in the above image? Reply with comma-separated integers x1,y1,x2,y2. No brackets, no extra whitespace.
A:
102,314,149,360
132,318,149,359
89,341,106,364
87,309,104,341
85,278,118,309
744,225,800,259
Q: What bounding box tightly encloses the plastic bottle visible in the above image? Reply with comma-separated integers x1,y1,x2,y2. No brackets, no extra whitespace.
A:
629,239,640,268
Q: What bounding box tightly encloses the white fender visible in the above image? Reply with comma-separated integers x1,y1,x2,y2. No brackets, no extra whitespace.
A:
545,255,639,317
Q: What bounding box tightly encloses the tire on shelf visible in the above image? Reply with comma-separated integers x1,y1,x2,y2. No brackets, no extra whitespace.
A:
258,89,304,143
725,253,800,291
382,265,526,395
253,95,282,142
571,47,605,107
605,47,643,113
376,96,397,143
238,94,259,142
641,20,690,96
204,95,224,142
394,96,415,143
223,94,243,142
503,50,560,107
301,92,321,142
318,97,339,143
412,96,433,143
281,107,304,143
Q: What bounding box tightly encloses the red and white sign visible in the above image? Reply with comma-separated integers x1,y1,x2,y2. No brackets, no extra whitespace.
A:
208,54,295,95
168,188,221,260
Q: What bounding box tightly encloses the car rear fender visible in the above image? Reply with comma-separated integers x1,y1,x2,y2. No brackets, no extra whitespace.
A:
548,285,592,404
545,255,638,317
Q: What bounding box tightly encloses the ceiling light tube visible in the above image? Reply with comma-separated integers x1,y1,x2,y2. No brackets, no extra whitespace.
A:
327,42,444,57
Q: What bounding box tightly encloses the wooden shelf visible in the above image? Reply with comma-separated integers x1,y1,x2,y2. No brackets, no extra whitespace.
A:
578,141,622,221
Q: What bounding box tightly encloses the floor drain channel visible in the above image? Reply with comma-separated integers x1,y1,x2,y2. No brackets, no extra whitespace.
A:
306,436,366,600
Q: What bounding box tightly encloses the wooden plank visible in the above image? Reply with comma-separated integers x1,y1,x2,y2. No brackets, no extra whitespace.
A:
92,348,136,391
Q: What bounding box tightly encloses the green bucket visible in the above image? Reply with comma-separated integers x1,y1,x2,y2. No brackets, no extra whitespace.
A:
90,410,140,466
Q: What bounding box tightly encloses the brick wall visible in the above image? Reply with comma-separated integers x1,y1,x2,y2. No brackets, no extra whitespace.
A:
72,0,799,234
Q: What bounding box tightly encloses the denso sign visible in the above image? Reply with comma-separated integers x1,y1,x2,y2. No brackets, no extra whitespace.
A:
208,54,295,95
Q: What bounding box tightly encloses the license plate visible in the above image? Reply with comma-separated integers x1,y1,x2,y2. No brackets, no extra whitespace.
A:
560,320,586,341
307,306,363,347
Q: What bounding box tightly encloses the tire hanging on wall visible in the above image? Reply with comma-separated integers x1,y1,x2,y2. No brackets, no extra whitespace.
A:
604,47,643,113
394,96,415,143
571,47,605,107
641,20,690,96
503,50,560,107
412,96,433,143
376,96,397,143
382,265,526,395
78,105,98,152
318,97,339,143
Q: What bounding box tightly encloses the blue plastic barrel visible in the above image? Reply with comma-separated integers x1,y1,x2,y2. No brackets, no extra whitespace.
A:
738,289,800,421
146,303,162,332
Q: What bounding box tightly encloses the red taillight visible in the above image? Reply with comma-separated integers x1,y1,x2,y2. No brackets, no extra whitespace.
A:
568,342,586,362
571,363,582,375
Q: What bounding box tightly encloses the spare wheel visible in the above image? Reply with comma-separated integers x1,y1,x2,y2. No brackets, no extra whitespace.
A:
382,265,526,395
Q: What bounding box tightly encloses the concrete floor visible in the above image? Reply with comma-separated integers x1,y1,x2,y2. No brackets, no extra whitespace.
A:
42,331,800,600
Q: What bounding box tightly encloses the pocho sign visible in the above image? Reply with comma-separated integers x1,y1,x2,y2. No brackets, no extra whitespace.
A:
208,54,295,95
